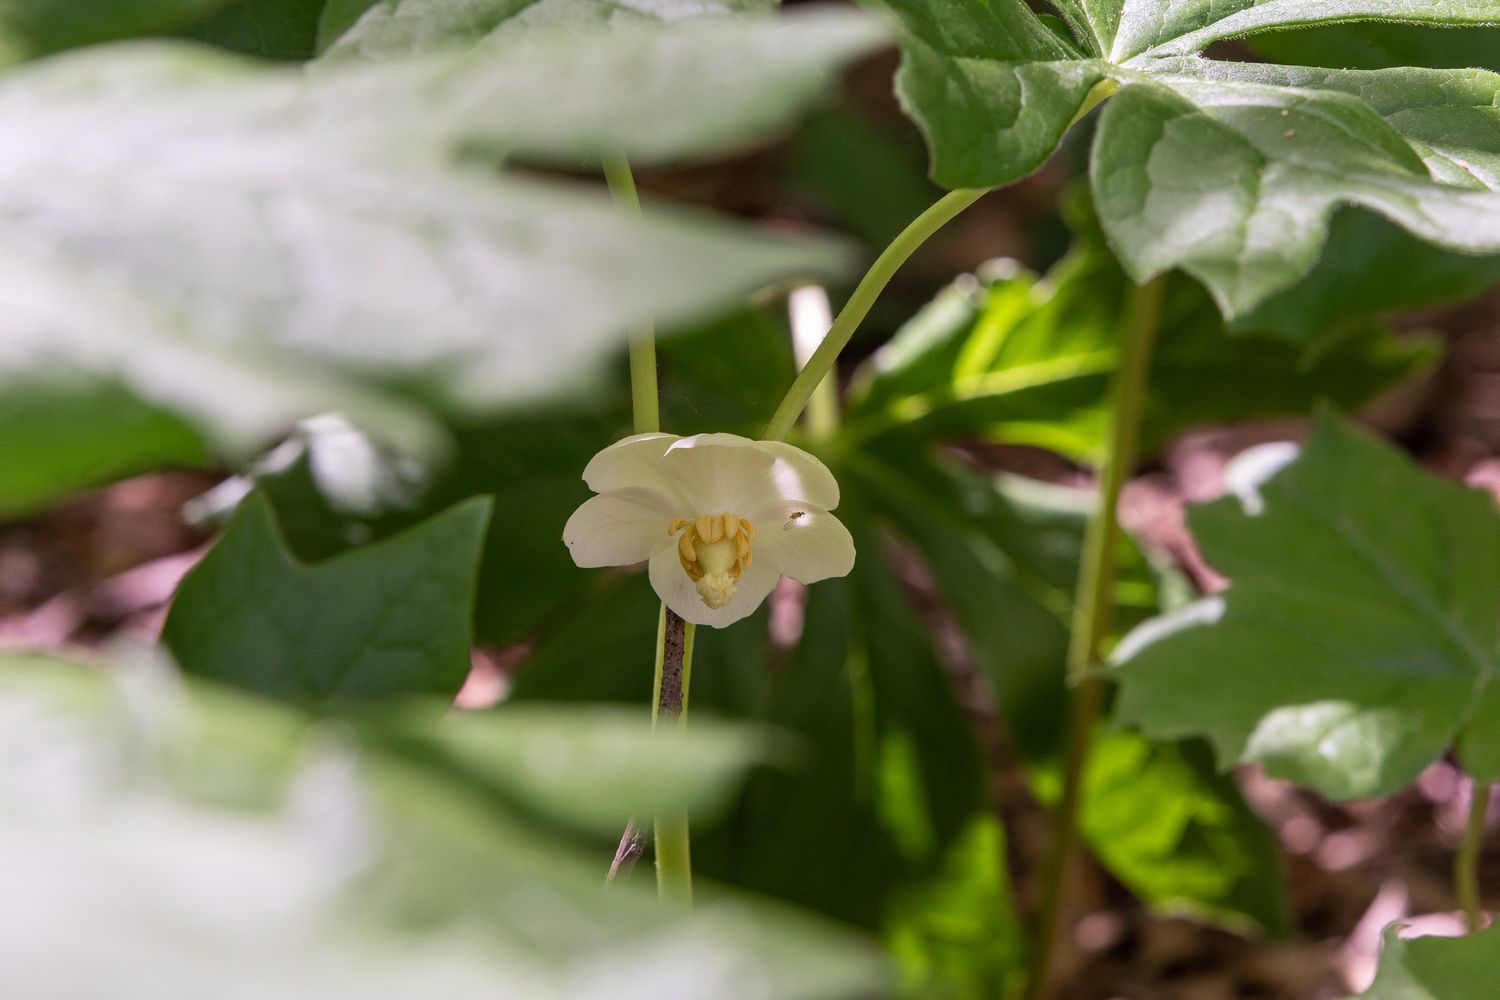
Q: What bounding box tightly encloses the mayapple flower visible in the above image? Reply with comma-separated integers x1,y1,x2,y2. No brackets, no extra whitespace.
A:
562,433,856,627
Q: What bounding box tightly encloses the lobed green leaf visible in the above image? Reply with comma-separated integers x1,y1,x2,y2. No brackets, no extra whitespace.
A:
1113,413,1500,798
163,493,492,710
868,0,1500,324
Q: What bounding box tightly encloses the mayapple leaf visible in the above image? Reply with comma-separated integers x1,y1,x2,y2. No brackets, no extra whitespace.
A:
860,0,1102,187
0,12,879,512
163,492,492,711
1094,64,1500,316
1112,414,1500,799
1357,924,1500,1000
320,0,780,60
865,0,1500,322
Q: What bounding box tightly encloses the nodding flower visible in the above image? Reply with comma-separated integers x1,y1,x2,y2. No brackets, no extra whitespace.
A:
563,433,855,627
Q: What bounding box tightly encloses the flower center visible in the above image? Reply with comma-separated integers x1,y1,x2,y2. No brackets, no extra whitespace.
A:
668,513,756,610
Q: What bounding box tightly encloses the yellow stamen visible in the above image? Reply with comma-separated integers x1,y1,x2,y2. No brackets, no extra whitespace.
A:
670,512,756,609
702,514,724,543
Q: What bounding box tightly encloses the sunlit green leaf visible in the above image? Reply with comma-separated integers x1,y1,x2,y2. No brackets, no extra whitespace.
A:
1073,732,1288,935
885,814,1025,1000
847,196,1434,461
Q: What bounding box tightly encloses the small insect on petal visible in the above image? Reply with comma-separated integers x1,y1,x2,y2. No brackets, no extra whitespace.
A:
783,510,807,531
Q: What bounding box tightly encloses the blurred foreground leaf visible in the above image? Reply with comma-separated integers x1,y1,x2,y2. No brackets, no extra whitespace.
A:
163,493,491,710
0,653,884,1000
1113,414,1500,798
319,0,779,59
0,10,881,513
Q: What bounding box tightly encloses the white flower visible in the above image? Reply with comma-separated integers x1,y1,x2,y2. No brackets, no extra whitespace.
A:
562,432,856,627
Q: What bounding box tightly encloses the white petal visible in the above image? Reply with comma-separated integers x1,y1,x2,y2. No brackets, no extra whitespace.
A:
581,433,681,497
661,434,777,513
752,441,840,509
648,546,780,628
562,487,677,569
750,503,855,584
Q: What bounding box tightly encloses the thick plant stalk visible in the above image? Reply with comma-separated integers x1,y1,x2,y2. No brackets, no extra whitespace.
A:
1025,274,1166,1000
1458,778,1493,932
764,188,987,442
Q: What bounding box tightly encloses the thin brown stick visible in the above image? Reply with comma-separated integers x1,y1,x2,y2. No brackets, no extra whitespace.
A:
608,820,647,884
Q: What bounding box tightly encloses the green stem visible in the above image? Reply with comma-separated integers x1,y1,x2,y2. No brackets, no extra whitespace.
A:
602,154,692,904
1458,778,1492,932
1025,274,1166,1000
603,153,660,436
763,188,987,442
